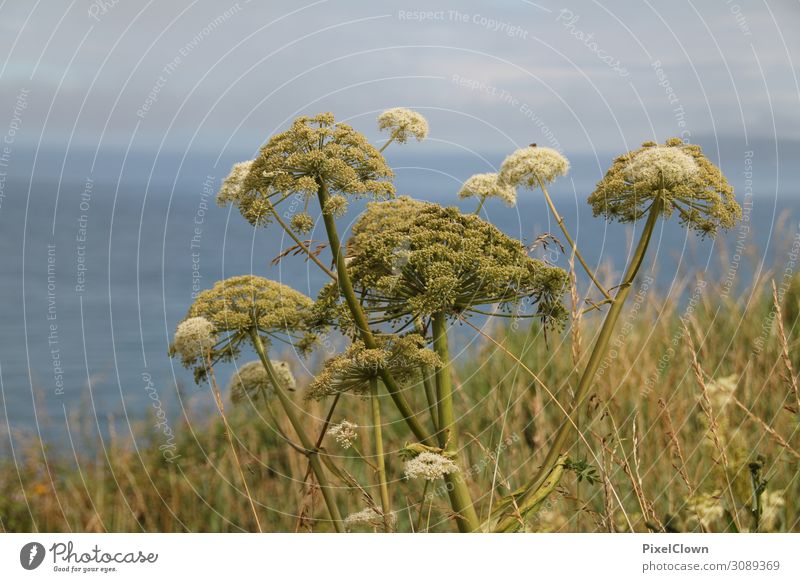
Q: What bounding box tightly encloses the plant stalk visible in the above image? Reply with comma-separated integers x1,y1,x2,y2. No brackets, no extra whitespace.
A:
538,179,612,301
316,183,433,445
249,329,344,532
431,311,481,532
370,377,392,531
494,195,663,532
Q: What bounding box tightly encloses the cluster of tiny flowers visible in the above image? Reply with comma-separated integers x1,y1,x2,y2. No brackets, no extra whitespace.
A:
623,146,698,187
499,146,570,189
217,160,255,206
323,194,348,217
377,107,429,143
327,420,359,449
458,172,517,206
588,138,741,236
171,317,216,364
229,360,295,404
404,451,459,481
339,197,569,325
305,334,442,400
290,212,314,234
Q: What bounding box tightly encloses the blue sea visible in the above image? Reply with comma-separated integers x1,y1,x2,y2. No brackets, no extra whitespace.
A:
1,143,798,450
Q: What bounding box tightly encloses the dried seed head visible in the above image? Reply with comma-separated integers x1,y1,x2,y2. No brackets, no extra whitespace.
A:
458,172,517,206
377,107,429,143
499,146,570,189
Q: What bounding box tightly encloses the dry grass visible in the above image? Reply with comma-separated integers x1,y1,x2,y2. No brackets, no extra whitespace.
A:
2,239,799,533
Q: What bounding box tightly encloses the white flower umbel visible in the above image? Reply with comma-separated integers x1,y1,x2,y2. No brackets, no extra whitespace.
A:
378,107,429,143
327,420,359,449
404,451,459,481
216,160,254,205
458,172,517,206
172,317,216,363
229,360,295,403
623,146,698,188
499,146,569,189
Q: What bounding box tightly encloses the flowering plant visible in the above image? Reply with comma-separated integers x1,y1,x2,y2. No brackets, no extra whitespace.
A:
171,113,740,532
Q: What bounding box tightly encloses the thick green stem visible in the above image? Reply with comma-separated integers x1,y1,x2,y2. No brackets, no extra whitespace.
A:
431,311,481,532
249,329,344,532
494,196,663,532
316,183,433,445
370,378,392,531
414,317,439,433
538,179,612,302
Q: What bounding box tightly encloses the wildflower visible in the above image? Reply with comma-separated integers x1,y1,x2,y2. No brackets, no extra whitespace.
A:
187,275,311,335
217,160,255,205
498,146,569,189
623,146,698,187
216,159,276,226
327,420,359,449
306,334,441,400
173,275,313,382
229,360,295,404
169,317,216,367
290,212,314,234
377,107,429,143
344,507,394,529
322,193,348,217
458,172,517,206
589,138,742,236
217,113,394,226
404,451,459,481
338,196,568,326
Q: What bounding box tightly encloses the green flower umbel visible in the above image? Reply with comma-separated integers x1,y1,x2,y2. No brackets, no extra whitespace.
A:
170,275,312,382
228,360,296,404
337,196,568,326
305,334,441,401
217,113,395,226
588,138,741,236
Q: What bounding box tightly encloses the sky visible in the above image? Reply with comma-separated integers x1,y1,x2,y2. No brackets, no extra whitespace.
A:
0,0,798,171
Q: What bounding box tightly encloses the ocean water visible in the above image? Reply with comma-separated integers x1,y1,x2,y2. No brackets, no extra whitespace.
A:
1,148,798,450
